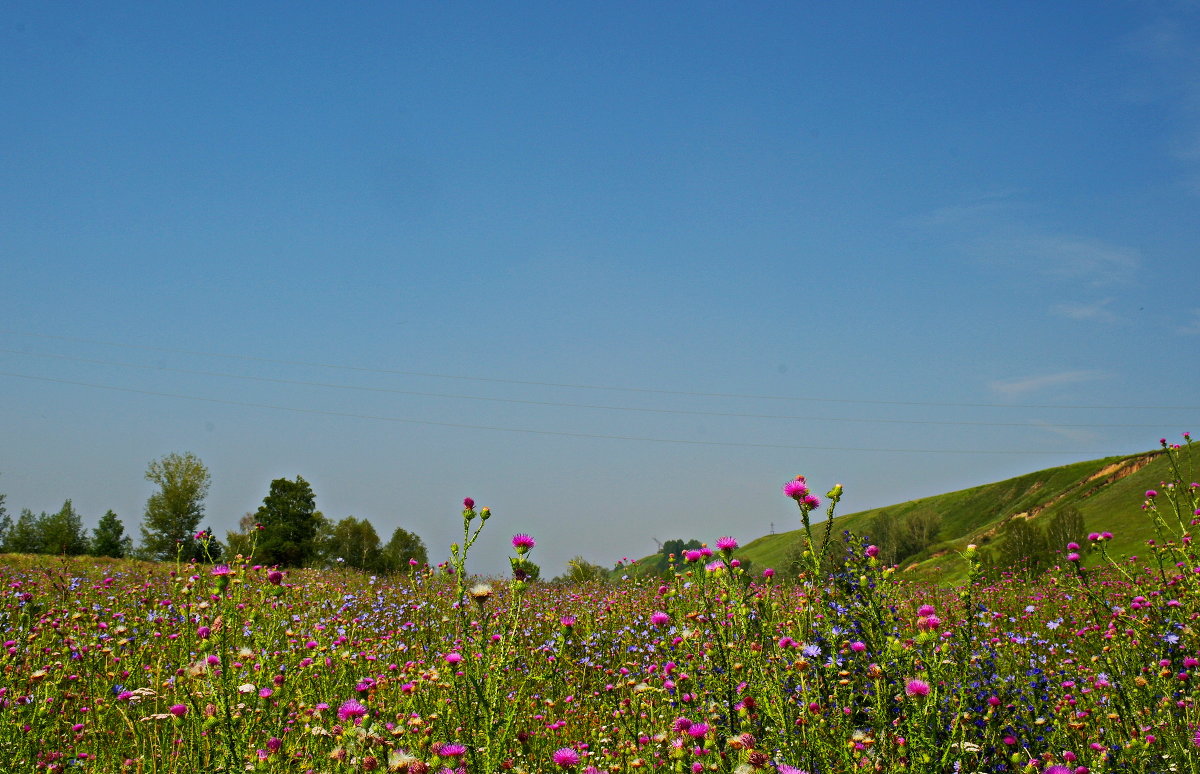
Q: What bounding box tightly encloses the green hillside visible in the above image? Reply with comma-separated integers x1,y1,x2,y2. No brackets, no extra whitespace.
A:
619,446,1198,584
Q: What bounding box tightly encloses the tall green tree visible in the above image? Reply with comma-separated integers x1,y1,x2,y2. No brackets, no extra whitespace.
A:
1044,507,1085,555
900,510,942,559
1000,516,1049,577
3,509,44,554
379,526,428,572
309,512,333,563
91,509,132,558
866,511,899,564
865,510,943,567
41,499,90,555
326,516,382,570
660,538,703,557
139,452,211,561
0,487,9,549
254,476,319,568
552,556,610,584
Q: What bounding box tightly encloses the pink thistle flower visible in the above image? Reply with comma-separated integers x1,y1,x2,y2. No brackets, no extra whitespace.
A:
210,565,232,576
686,722,709,738
434,742,467,758
715,536,738,552
267,570,284,585
783,477,809,499
444,652,463,665
1146,490,1158,498
337,699,367,722
511,534,536,552
168,704,188,717
672,717,692,732
904,678,931,698
462,497,475,510
762,568,775,577
683,550,702,563
551,747,580,768
650,611,670,627
801,493,821,509
917,615,941,631
917,604,936,617
864,545,879,558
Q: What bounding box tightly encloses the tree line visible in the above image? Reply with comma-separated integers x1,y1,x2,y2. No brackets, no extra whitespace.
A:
780,506,1084,580
0,452,427,572
976,506,1086,579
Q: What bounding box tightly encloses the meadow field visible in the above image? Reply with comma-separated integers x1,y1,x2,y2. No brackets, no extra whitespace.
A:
1,438,1197,774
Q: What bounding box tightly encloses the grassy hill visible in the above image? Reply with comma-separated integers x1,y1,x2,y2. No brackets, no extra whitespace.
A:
619,446,1198,584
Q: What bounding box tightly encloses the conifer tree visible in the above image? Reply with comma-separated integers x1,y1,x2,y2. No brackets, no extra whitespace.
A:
92,509,132,558
254,475,319,567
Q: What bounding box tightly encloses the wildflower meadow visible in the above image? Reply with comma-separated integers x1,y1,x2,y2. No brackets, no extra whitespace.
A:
1,437,1198,774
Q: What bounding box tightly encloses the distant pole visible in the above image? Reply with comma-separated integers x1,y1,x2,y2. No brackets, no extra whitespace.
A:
770,522,775,535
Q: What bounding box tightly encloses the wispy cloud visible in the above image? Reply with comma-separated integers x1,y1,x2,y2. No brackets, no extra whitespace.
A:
970,233,1141,287
1177,308,1200,335
1122,16,1200,193
911,191,1027,229
989,370,1107,398
911,194,1143,290
1050,298,1117,322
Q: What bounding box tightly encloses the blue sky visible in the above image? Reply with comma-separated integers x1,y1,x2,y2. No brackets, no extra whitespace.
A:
2,2,1197,576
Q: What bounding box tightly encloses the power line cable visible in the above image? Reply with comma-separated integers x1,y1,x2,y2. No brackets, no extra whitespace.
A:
3,329,1194,411
0,369,1110,456
0,348,1180,430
